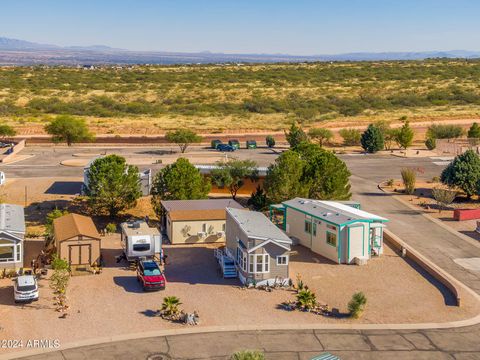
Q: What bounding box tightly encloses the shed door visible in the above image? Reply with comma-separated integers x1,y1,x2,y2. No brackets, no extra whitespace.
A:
69,244,91,265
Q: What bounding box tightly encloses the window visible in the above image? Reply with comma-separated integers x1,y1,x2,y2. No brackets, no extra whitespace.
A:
237,246,247,272
0,245,14,262
276,255,288,265
16,244,21,262
222,223,226,232
248,254,269,273
304,221,312,234
202,223,207,233
326,231,337,247
133,243,150,252
313,222,317,236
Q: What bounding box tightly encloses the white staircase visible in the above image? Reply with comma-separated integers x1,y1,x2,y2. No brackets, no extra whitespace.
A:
214,248,238,279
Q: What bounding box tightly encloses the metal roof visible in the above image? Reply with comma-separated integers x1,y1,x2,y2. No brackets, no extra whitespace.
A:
282,198,388,226
226,207,292,245
0,204,25,235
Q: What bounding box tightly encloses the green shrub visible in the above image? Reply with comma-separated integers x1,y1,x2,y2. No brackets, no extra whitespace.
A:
296,288,317,310
425,137,436,150
348,292,367,319
265,135,275,148
231,350,265,360
401,168,416,195
339,128,361,146
51,254,70,271
361,124,384,153
105,223,117,234
426,124,464,140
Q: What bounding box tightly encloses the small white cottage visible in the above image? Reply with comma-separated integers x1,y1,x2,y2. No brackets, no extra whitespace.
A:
270,198,388,265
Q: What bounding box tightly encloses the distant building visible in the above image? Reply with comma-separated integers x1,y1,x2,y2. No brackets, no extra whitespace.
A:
0,204,25,270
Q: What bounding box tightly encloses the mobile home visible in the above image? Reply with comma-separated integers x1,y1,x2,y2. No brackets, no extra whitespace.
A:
270,198,388,265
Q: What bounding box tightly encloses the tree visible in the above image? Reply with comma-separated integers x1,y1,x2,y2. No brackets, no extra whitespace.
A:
45,209,69,243
84,155,142,216
165,129,202,153
247,185,269,211
468,122,480,139
211,159,258,200
264,150,308,204
431,187,456,212
44,115,94,146
394,121,414,150
360,124,384,153
400,168,416,195
427,124,464,140
150,158,210,217
308,128,333,147
297,142,351,200
265,135,276,148
285,122,308,148
384,128,398,150
339,128,361,146
348,292,367,319
441,149,480,199
0,124,16,139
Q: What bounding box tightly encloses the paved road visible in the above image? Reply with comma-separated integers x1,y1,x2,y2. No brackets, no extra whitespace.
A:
18,326,480,360
10,152,480,359
341,155,480,294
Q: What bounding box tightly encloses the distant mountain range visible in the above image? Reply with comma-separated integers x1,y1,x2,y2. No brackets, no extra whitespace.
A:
1,36,480,65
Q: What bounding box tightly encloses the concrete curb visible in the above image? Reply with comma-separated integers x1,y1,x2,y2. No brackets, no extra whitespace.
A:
3,187,480,360
378,182,480,250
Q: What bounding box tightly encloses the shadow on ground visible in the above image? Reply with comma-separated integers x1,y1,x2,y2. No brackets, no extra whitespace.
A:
164,246,241,286
44,181,83,195
113,276,143,293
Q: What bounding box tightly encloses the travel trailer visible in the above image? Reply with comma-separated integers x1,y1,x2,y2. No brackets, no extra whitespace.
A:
120,220,161,261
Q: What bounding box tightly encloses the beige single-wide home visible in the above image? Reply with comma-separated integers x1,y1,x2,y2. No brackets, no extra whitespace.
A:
160,199,243,244
270,198,388,265
53,213,101,267
225,207,292,286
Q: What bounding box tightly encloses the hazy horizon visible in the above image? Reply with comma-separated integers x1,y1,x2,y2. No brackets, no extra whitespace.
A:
1,0,479,56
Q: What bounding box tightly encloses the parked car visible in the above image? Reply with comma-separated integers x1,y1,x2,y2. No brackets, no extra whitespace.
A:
0,142,13,148
14,275,39,303
246,140,257,149
136,260,166,291
0,171,5,186
217,144,235,152
211,139,222,149
228,139,240,149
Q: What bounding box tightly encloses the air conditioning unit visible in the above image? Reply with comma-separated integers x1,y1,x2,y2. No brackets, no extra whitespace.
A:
197,232,207,238
216,231,225,237
354,257,368,266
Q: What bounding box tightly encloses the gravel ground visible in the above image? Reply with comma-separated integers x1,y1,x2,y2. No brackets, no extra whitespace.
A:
0,236,478,355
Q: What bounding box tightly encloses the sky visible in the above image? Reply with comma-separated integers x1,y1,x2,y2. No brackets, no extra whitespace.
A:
0,0,479,55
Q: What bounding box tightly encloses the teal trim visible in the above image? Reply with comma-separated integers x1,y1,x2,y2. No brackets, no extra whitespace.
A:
367,223,371,257
362,224,365,257
283,208,287,231
347,227,350,263
282,203,388,227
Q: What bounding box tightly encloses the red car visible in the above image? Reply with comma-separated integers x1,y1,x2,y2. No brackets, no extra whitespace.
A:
136,260,166,291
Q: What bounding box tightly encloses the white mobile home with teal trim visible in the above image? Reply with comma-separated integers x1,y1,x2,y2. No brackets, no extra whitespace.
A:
270,198,388,265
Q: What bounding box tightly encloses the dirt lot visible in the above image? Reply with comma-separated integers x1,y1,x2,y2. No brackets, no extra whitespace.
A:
0,236,478,354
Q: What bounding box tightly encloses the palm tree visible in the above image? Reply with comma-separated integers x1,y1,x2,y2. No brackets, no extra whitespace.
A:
296,289,317,310
161,296,182,317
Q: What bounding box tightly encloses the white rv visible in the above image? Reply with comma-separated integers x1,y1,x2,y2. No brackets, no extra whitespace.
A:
120,220,161,261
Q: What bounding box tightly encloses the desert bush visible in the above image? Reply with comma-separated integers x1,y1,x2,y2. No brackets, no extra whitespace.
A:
401,168,416,195
339,128,361,146
348,292,367,319
432,187,456,212
296,288,317,310
425,137,436,150
231,350,265,360
265,135,275,148
427,124,464,140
